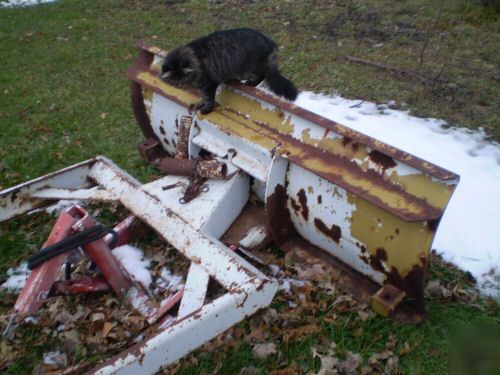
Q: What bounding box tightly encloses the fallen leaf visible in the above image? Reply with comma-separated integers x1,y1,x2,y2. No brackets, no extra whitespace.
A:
239,366,259,375
102,322,116,338
312,347,339,375
283,324,321,343
339,351,362,375
100,112,108,119
252,342,277,359
90,312,106,332
385,355,399,375
399,341,411,356
369,350,393,365
426,280,451,299
245,323,269,343
270,365,301,375
357,310,370,321
295,263,330,281
0,341,17,369
262,308,278,324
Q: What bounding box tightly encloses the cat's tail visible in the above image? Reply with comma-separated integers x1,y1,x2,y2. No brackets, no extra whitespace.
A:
265,58,298,101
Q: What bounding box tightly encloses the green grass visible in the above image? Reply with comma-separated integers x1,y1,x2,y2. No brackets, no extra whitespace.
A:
0,0,499,373
172,283,498,374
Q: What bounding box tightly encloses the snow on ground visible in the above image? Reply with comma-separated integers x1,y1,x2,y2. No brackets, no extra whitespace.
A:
157,268,184,293
113,245,152,289
43,351,63,365
1,262,30,292
0,0,57,7
45,200,83,216
296,92,500,297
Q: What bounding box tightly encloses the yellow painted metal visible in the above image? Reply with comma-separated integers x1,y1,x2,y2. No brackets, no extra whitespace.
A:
348,194,432,277
371,284,407,317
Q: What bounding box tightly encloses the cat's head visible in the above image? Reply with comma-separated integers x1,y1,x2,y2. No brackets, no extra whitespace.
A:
160,47,200,89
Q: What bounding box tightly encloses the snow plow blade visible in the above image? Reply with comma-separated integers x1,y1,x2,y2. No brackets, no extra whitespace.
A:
124,43,459,319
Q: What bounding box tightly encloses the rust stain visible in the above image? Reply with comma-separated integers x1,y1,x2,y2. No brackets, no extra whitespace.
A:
290,197,300,214
266,184,296,245
386,263,426,314
341,136,360,153
314,218,341,243
427,219,439,232
297,189,309,221
368,150,397,171
369,247,388,273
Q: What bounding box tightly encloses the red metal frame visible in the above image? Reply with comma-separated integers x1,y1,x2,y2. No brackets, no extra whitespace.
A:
13,207,81,321
11,206,180,328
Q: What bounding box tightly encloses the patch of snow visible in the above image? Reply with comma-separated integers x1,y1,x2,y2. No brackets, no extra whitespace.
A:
268,264,281,277
157,268,184,292
1,0,57,8
297,91,500,297
43,351,62,365
113,245,152,289
133,334,144,343
24,316,39,324
279,278,306,294
44,200,83,216
1,262,29,293
126,286,155,318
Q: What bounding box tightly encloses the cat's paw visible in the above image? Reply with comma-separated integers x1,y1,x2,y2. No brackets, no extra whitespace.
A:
194,100,215,114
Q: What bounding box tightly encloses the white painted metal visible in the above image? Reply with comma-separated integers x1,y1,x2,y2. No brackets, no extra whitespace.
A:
30,187,117,202
264,156,288,204
141,168,249,239
192,119,274,182
150,93,193,155
177,263,210,320
286,164,386,283
95,280,276,375
0,159,95,222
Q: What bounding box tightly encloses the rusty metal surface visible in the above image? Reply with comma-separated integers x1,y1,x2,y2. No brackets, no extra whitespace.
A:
138,137,169,161
155,157,198,176
221,204,272,251
74,210,134,297
130,49,157,140
155,157,227,180
52,276,111,296
175,115,193,159
195,159,227,179
371,284,407,318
